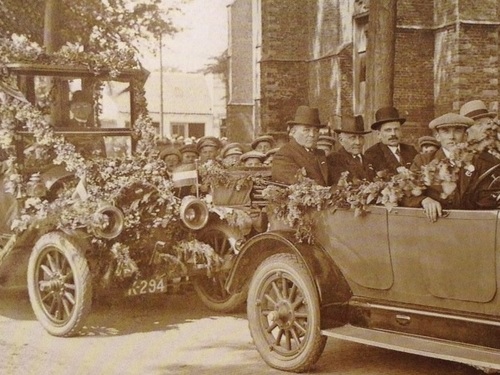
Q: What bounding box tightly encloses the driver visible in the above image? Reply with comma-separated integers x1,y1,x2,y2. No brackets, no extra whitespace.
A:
69,90,93,128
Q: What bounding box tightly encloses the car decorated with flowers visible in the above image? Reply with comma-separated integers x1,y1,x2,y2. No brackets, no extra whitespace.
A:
0,39,268,337
224,131,500,373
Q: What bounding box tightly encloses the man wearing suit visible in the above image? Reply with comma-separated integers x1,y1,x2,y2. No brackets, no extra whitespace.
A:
272,105,330,186
364,106,418,177
327,115,374,185
68,90,94,128
402,113,475,221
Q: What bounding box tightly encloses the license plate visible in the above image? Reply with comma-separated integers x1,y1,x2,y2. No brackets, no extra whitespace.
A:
126,276,167,296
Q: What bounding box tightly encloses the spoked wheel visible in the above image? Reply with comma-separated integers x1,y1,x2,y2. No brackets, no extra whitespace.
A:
27,232,93,337
247,253,326,372
193,223,247,313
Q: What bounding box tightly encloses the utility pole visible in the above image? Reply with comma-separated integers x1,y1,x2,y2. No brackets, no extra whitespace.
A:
365,0,397,132
159,34,165,139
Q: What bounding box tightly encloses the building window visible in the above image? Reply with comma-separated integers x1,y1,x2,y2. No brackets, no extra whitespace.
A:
354,15,368,115
171,122,186,138
171,122,205,139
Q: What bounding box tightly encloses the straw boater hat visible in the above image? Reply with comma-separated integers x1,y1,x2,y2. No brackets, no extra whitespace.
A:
428,113,474,130
334,115,370,134
287,105,326,128
370,106,406,130
459,100,496,120
417,136,440,149
251,135,275,149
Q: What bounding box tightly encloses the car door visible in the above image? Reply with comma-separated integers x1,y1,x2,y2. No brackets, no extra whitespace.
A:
313,206,393,291
387,207,498,304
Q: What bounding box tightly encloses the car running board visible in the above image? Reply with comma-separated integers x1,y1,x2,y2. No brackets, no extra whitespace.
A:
321,325,500,372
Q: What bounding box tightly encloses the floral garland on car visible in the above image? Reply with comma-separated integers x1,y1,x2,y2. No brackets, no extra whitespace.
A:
263,119,500,242
0,34,138,77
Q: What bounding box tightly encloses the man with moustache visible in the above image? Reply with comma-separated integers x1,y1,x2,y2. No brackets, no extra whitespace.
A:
364,106,418,176
272,105,330,186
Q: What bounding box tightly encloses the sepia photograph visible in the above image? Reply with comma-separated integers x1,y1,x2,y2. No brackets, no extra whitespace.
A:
0,0,499,374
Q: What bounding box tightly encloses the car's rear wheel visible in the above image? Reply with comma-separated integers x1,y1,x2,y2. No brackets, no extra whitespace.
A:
192,223,246,312
247,253,326,372
27,232,92,337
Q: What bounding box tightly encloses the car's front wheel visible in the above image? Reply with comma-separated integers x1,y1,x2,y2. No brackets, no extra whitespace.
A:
247,253,326,372
27,232,92,337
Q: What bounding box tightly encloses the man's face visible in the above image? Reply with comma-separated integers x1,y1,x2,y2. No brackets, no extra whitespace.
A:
435,126,466,151
377,121,402,147
421,144,438,154
70,101,92,121
182,152,198,164
164,155,180,171
244,158,262,167
199,146,219,162
339,133,365,155
289,125,319,148
255,141,272,153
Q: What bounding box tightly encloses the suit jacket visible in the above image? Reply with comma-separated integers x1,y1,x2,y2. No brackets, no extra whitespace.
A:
402,148,475,209
271,139,330,186
466,150,500,209
364,142,418,175
327,147,375,185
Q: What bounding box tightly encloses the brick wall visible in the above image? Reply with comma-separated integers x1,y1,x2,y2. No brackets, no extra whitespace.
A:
245,0,500,145
394,28,435,145
457,23,499,112
260,0,309,133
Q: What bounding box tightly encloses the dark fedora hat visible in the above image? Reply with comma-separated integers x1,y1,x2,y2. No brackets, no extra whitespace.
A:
287,105,325,128
371,106,406,130
334,115,370,134
70,90,92,104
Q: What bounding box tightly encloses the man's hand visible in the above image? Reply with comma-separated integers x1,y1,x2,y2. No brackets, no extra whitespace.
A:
421,197,442,222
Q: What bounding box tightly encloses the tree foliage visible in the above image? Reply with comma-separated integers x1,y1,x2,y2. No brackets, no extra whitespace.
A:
0,0,181,52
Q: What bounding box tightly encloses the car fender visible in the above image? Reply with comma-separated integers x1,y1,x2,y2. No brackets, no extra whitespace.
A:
227,230,352,327
0,229,93,289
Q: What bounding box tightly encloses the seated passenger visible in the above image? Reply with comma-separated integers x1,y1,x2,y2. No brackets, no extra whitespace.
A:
402,113,474,221
159,146,182,177
417,136,440,155
220,142,244,167
327,115,374,185
241,150,266,168
68,90,94,128
272,105,329,186
460,99,500,209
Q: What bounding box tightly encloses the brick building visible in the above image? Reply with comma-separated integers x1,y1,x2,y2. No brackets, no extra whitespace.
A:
227,0,500,146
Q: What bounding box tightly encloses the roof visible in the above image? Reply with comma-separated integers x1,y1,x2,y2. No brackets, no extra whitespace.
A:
145,71,212,115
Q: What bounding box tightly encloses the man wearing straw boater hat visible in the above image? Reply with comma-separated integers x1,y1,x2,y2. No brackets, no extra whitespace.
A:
327,115,374,185
272,105,330,186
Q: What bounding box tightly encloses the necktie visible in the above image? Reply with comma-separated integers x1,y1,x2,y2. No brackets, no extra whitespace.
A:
394,148,401,162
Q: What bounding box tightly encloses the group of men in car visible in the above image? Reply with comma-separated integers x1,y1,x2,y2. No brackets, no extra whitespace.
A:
271,101,500,221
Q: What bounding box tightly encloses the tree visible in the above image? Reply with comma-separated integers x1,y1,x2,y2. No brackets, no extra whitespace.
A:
0,0,181,53
201,49,229,83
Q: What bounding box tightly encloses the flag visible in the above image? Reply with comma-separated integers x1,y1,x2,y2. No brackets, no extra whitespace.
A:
72,176,89,201
171,164,198,188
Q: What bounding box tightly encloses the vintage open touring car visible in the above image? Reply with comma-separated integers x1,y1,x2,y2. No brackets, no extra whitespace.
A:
226,175,500,373
0,60,264,337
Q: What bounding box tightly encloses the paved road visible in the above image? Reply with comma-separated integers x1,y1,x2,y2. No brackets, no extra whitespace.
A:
0,289,488,375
